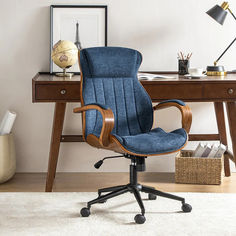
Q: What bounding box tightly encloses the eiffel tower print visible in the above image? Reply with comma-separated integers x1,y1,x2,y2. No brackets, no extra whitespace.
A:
74,21,82,50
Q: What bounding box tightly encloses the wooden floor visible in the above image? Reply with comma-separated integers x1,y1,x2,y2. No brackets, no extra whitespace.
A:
0,172,236,192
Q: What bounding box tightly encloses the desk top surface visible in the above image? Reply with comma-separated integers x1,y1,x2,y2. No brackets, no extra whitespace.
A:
32,72,236,103
33,72,236,84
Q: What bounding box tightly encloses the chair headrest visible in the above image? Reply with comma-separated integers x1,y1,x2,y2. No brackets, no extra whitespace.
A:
80,47,142,78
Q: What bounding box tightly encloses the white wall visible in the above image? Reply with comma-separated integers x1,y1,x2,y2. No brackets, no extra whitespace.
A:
0,0,236,172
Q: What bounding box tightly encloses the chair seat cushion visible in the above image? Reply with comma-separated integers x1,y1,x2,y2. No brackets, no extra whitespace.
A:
112,128,187,155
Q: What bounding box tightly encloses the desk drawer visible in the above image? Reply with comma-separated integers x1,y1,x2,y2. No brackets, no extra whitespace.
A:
143,84,203,101
35,84,80,101
204,84,236,99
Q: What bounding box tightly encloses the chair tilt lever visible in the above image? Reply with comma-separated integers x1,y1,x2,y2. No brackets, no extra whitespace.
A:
94,155,124,169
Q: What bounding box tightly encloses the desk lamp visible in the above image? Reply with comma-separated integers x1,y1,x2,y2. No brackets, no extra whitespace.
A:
206,2,236,76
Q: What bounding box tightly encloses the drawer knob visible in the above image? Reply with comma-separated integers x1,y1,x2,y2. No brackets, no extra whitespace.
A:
60,89,66,95
228,88,234,94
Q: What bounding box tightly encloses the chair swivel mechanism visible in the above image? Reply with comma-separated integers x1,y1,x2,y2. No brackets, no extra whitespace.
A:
74,47,192,224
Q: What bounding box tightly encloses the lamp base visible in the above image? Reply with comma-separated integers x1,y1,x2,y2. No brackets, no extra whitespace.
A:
206,65,227,76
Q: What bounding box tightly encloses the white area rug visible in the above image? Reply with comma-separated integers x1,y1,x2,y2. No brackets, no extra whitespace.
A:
0,192,235,236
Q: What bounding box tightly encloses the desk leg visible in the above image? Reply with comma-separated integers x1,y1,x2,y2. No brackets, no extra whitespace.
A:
226,102,236,168
214,102,230,177
45,102,66,192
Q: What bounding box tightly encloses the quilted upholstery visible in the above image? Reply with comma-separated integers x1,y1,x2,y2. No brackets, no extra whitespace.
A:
80,47,153,138
80,47,187,155
113,128,187,155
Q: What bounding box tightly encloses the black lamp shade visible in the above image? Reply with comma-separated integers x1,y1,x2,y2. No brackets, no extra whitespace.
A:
206,4,228,25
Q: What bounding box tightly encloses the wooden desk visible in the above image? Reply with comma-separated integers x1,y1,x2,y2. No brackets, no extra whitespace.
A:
32,72,236,192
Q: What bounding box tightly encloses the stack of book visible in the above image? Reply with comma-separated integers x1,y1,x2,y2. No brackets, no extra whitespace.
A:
137,73,175,80
193,143,226,158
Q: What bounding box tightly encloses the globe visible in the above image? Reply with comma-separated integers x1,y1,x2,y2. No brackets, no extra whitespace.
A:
51,40,78,77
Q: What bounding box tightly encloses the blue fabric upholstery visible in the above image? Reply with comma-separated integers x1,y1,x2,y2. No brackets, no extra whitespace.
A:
80,47,141,78
158,99,185,106
80,47,187,155
113,128,187,155
80,47,153,138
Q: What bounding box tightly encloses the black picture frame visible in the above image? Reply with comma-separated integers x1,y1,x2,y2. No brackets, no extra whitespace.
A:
50,5,108,74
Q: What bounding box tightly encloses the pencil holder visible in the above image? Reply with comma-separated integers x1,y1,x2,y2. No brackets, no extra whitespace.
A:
178,59,189,75
0,133,16,183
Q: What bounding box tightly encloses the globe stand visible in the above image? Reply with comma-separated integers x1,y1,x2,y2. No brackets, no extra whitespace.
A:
56,69,74,78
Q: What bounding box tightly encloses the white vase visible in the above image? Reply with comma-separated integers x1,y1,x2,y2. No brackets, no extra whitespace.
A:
0,133,16,183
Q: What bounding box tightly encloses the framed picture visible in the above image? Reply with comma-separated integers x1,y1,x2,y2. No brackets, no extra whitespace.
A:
50,5,107,74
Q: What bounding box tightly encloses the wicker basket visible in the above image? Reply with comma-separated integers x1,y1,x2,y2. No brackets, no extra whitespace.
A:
175,150,224,185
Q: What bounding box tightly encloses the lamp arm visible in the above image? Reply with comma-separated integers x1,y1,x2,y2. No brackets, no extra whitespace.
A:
215,36,236,65
214,7,236,65
228,8,236,21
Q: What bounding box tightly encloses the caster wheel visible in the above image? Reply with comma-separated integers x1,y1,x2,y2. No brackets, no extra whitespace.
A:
134,214,146,224
98,194,107,203
182,203,192,213
98,199,107,204
80,207,90,217
148,193,157,200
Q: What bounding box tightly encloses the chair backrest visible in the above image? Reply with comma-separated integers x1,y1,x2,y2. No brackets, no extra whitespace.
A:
79,47,153,138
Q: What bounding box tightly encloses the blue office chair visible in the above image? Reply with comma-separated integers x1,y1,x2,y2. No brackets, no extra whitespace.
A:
74,47,192,224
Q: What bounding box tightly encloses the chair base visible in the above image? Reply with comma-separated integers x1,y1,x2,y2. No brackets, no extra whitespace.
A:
81,155,192,224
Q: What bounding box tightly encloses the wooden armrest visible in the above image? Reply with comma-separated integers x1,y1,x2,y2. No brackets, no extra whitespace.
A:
153,102,192,133
73,105,114,147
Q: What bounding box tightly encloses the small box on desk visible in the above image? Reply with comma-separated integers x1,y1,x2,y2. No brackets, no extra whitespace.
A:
175,150,224,185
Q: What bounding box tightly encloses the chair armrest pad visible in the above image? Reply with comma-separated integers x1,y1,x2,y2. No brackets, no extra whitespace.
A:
85,103,110,110
153,100,186,111
157,99,185,106
73,103,110,113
